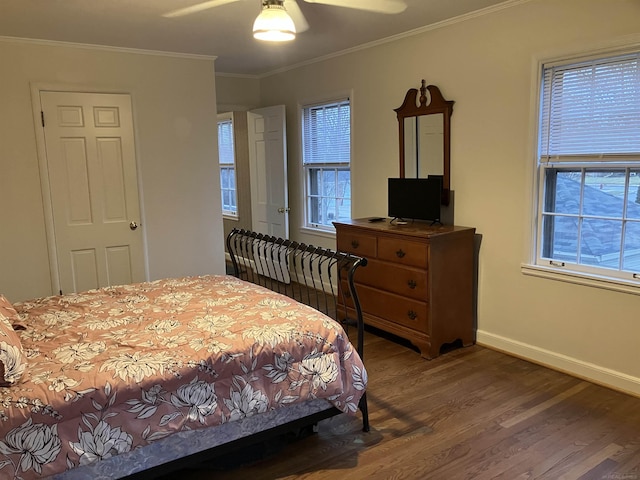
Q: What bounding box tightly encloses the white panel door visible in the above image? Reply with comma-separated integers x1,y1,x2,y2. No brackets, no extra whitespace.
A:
248,105,289,239
40,91,145,294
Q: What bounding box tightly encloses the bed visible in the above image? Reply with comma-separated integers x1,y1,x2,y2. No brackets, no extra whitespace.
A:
0,229,368,479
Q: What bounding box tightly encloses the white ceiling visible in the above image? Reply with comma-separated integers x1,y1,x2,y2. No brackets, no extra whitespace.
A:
0,0,512,76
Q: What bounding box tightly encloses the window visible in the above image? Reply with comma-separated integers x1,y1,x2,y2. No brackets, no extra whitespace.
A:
302,99,351,230
218,114,237,217
534,51,640,282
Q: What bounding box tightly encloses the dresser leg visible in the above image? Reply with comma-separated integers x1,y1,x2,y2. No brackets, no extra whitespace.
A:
413,339,435,360
461,333,476,348
417,336,476,359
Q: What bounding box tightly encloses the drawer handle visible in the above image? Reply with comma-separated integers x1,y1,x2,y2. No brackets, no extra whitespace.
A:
351,240,360,249
407,310,417,320
407,279,417,289
396,249,406,258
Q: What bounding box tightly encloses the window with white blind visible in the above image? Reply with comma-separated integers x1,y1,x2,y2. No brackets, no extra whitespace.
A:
534,51,640,283
301,98,351,230
218,114,237,217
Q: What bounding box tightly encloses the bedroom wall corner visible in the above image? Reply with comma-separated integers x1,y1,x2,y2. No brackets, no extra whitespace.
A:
215,74,261,112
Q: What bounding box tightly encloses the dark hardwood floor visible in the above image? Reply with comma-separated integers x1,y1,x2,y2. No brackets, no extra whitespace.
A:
173,330,640,480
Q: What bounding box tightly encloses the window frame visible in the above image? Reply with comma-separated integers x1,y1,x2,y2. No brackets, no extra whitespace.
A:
300,97,352,233
535,165,640,276
524,47,640,294
217,112,238,219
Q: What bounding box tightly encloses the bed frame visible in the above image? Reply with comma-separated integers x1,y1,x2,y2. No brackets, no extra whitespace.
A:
226,228,369,431
124,229,369,479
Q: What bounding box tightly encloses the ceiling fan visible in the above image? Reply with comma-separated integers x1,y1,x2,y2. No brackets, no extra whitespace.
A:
163,0,408,39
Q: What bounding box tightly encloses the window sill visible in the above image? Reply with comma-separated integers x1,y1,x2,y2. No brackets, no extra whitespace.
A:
299,226,336,240
521,263,640,296
222,215,239,221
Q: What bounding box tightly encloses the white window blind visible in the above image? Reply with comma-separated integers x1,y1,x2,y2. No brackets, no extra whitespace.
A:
302,99,350,166
218,117,237,216
539,52,640,162
218,120,234,165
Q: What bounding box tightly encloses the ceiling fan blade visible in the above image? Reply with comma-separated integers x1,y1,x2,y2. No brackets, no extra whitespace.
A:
303,0,406,14
284,0,309,33
163,0,241,18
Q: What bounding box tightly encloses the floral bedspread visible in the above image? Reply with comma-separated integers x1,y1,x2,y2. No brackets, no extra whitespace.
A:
0,276,367,479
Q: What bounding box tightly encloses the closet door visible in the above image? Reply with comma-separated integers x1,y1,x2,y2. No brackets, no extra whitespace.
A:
40,91,145,294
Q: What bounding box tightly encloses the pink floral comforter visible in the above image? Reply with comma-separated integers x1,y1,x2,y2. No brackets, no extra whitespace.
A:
0,276,367,479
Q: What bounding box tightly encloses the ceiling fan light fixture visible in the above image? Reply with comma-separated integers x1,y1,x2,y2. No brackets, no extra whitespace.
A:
253,1,296,42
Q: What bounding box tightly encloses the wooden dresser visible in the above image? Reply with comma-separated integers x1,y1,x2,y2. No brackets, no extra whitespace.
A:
334,218,476,359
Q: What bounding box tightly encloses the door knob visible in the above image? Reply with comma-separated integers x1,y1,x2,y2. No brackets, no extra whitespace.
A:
277,207,291,214
129,221,138,230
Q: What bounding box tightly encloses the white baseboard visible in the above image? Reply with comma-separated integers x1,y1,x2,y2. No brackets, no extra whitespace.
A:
476,330,640,398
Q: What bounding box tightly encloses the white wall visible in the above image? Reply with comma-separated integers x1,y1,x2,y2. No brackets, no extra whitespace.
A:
0,40,225,302
248,0,640,395
216,74,261,112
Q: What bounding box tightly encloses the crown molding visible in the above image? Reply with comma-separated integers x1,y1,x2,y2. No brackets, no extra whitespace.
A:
0,35,217,61
255,0,532,79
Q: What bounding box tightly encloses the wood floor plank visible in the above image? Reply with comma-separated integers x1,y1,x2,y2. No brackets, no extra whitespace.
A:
557,443,622,479
499,382,591,429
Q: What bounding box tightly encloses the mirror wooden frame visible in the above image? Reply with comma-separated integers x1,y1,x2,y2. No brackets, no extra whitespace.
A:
394,80,454,205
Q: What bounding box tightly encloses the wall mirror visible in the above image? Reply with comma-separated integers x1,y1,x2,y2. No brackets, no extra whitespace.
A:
394,80,454,205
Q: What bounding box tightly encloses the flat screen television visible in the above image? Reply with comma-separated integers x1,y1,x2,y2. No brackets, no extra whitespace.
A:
388,177,442,224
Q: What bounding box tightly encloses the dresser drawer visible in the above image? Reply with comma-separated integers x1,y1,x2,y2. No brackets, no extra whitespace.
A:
345,284,428,331
354,258,427,301
377,236,428,268
336,231,377,258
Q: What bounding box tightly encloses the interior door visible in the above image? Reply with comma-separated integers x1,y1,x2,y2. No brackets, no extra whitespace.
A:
247,105,289,238
247,105,289,282
40,91,145,294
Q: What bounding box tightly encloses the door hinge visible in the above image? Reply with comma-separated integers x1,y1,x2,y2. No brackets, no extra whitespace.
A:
41,111,45,127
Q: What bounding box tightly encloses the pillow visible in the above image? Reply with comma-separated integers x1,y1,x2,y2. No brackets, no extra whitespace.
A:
0,294,26,330
0,295,28,386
